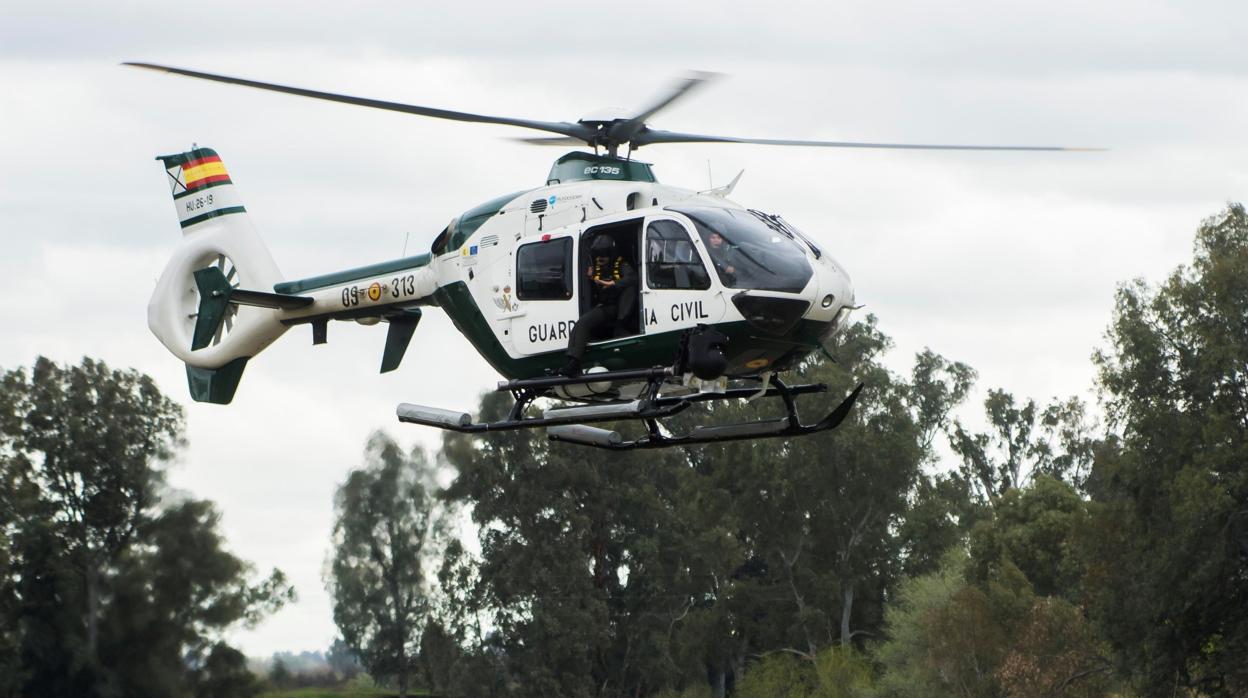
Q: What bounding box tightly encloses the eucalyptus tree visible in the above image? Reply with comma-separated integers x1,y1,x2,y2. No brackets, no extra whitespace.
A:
1084,204,1248,693
329,432,448,698
0,357,183,664
439,316,978,696
950,390,1099,501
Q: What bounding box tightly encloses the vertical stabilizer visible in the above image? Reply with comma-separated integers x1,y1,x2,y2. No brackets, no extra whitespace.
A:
159,147,249,232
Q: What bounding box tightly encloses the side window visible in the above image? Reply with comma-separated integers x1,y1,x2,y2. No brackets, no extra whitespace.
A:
646,219,711,290
517,237,573,300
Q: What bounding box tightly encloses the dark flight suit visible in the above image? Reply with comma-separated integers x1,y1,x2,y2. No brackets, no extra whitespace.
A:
566,254,637,364
707,242,741,286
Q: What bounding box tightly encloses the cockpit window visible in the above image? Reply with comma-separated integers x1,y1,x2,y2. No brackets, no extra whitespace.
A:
646,219,711,290
673,206,813,293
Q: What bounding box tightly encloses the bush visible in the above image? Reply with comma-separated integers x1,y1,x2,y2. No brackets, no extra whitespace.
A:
737,646,874,698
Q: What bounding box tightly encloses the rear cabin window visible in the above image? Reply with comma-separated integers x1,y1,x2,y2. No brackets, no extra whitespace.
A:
645,220,710,290
517,237,573,300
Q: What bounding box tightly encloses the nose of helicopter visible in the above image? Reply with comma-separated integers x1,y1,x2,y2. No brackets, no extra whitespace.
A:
805,253,855,336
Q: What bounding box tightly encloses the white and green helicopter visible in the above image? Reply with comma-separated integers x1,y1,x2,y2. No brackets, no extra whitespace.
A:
133,63,1089,450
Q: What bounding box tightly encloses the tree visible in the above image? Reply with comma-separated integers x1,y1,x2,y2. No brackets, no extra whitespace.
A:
1084,203,1248,692
438,316,978,696
967,475,1088,599
0,357,292,697
950,390,1098,501
327,637,363,681
0,357,182,665
874,547,1112,698
329,432,447,698
192,643,263,698
268,657,291,689
735,645,874,698
99,499,294,696
0,450,40,697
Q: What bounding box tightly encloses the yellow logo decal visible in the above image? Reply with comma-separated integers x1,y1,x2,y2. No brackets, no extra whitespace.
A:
367,282,382,302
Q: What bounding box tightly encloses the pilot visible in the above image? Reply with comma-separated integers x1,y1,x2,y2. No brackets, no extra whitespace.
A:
561,234,636,376
706,231,739,284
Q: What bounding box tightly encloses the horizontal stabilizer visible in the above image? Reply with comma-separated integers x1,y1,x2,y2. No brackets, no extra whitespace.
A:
191,266,312,351
229,288,314,310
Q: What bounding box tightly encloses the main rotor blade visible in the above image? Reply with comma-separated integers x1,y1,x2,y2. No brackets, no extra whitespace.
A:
124,62,595,142
510,136,586,146
610,71,720,142
633,128,1103,151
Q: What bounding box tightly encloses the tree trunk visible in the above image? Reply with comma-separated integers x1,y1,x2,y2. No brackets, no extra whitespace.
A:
592,537,607,588
840,584,854,648
710,667,726,698
86,560,100,660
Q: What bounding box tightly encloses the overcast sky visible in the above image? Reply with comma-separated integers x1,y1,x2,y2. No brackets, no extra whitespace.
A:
2,0,1245,657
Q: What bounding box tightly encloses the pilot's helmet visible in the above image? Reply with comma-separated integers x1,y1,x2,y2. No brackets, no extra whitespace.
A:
590,235,616,256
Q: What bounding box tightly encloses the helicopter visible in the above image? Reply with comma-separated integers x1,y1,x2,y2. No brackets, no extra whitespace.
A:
131,63,1092,450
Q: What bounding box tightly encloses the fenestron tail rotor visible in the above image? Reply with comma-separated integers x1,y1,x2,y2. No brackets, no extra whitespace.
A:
185,255,239,348
124,62,1102,155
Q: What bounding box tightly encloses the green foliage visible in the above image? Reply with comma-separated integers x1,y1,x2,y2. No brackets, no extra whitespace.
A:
329,432,447,698
0,357,291,697
950,390,1098,501
872,549,967,696
1084,203,1248,692
875,545,1112,697
327,637,363,681
271,657,293,688
99,498,294,696
194,643,264,698
967,475,1087,598
256,685,399,698
736,646,874,698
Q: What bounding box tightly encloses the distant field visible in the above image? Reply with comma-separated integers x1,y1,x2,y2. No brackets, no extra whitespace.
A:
258,688,429,698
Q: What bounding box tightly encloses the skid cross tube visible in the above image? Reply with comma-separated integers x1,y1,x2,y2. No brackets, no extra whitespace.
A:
548,382,865,450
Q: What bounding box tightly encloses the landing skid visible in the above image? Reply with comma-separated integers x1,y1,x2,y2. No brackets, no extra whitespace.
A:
396,365,863,450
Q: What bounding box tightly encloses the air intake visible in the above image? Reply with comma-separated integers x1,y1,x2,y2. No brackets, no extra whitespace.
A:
731,294,809,336
530,199,548,213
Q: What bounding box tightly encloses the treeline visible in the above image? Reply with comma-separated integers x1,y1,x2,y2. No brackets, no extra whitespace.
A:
0,359,294,697
324,205,1247,696
2,205,1244,697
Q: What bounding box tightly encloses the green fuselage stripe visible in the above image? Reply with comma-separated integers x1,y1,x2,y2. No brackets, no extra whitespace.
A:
431,281,828,380
180,205,246,229
274,253,434,295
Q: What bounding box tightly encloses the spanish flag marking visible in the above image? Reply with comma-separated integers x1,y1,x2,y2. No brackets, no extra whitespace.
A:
183,155,231,190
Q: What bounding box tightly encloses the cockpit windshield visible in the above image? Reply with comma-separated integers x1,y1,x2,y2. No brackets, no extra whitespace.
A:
673,206,813,293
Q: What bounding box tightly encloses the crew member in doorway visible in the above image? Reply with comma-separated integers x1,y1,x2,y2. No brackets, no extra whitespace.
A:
561,234,636,376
